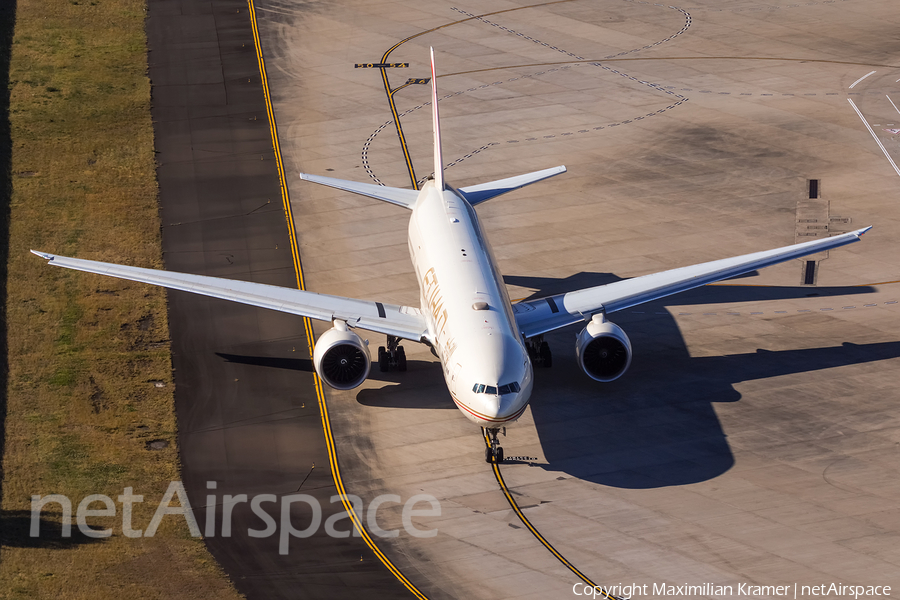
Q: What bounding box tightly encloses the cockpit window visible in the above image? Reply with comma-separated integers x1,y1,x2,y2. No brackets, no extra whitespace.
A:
472,382,520,395
498,382,521,394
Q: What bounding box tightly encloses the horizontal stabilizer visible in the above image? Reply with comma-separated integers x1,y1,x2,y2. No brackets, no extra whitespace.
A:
457,166,567,205
299,173,420,209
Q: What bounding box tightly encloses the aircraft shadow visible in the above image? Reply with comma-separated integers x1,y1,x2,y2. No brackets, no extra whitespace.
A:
216,352,453,409
504,272,876,304
530,307,899,489
216,352,315,373
0,509,104,549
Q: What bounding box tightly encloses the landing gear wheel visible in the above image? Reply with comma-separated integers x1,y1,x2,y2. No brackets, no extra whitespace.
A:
539,341,552,368
397,346,407,372
526,336,552,368
485,427,504,464
378,346,389,372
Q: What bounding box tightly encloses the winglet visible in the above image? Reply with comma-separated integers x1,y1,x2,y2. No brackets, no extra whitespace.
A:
31,250,55,261
856,226,873,237
430,47,444,191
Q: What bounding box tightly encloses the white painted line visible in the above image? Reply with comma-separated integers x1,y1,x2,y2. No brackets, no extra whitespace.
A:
849,70,876,88
887,94,900,117
848,98,900,178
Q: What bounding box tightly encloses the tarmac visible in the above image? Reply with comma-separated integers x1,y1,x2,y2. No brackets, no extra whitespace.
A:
156,0,900,598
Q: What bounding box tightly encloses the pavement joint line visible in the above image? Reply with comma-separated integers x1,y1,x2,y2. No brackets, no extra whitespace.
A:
248,2,430,597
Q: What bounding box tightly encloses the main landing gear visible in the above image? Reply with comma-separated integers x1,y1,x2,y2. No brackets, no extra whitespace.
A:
484,427,505,464
526,335,552,368
377,335,407,372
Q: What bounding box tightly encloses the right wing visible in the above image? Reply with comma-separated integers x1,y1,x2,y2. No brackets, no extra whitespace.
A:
513,227,872,338
31,251,427,342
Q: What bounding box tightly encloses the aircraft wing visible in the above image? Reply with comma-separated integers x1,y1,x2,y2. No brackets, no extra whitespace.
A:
513,227,872,339
31,251,427,342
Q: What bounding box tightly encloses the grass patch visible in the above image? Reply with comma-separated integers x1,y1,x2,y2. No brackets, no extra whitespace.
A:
0,0,244,597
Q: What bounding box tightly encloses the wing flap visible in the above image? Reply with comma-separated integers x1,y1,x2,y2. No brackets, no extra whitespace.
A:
514,227,871,338
32,251,427,342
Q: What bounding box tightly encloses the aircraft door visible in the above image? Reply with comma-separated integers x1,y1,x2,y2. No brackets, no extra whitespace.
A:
450,362,462,396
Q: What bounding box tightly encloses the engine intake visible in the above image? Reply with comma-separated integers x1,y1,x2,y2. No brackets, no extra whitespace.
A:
313,321,371,390
576,314,632,382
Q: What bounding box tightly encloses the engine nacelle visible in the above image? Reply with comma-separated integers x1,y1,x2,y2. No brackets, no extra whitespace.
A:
576,314,633,382
313,320,371,390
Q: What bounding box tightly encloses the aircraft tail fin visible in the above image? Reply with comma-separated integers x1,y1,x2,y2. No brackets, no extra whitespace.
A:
430,47,444,191
298,172,420,209
457,165,567,205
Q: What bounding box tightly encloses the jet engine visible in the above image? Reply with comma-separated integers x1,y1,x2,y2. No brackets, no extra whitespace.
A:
313,320,371,390
576,314,632,382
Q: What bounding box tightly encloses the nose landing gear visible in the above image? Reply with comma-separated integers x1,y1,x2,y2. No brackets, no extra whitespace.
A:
484,427,505,464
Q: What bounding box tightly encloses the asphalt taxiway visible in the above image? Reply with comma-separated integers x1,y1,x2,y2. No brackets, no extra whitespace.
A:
252,0,900,598
147,0,411,597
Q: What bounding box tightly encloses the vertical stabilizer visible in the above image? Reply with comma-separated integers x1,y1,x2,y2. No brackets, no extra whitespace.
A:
430,47,444,191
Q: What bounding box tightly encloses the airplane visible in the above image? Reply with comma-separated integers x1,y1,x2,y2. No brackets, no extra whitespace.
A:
33,48,871,464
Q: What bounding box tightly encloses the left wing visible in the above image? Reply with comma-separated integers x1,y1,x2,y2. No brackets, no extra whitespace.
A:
31,251,427,342
513,227,872,338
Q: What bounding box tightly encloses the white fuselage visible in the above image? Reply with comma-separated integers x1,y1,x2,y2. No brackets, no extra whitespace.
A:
407,180,533,427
